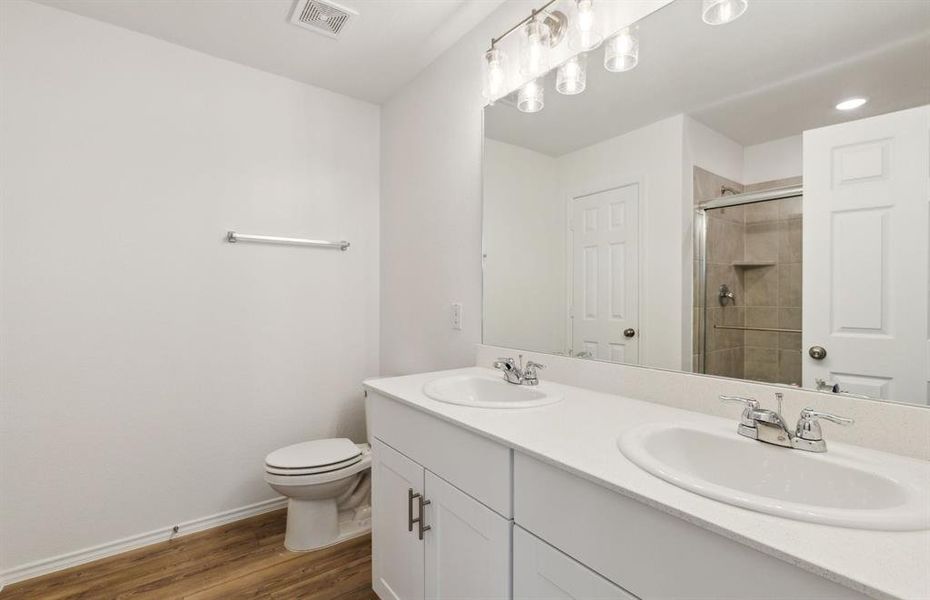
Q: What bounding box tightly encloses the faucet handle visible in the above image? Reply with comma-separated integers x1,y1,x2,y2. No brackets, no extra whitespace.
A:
796,407,854,441
720,395,760,428
720,395,760,408
522,360,545,385
494,357,517,369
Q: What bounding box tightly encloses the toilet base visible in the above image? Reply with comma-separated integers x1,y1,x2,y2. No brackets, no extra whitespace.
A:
283,498,372,553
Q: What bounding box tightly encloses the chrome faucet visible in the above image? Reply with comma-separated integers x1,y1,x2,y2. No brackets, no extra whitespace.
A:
493,355,545,386
721,393,853,453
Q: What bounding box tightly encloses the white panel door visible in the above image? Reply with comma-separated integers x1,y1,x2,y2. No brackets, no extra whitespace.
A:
423,471,511,600
570,183,640,363
803,105,930,404
513,526,637,600
372,439,425,600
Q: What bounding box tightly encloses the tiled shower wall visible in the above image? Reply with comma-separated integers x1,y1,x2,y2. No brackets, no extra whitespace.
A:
694,167,803,385
694,168,745,379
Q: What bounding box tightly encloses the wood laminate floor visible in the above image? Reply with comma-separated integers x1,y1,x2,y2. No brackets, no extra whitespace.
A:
0,509,377,600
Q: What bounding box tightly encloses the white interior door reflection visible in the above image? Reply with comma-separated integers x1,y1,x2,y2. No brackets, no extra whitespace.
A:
569,183,640,364
803,106,930,404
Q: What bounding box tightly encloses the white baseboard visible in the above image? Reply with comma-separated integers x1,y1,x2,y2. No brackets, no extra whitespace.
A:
0,496,288,590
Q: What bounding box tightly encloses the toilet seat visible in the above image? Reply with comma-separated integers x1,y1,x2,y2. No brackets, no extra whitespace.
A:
265,440,370,477
266,438,361,469
265,455,363,476
264,451,371,487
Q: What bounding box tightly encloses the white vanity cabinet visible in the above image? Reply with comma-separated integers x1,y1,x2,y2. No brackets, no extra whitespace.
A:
368,393,512,600
513,526,636,600
367,387,874,600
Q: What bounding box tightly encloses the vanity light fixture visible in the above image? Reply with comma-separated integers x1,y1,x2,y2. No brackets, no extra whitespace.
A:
482,1,567,107
488,0,748,113
520,15,551,77
556,54,587,95
482,46,508,104
569,0,602,51
836,97,868,111
604,26,639,72
517,79,545,113
702,0,748,25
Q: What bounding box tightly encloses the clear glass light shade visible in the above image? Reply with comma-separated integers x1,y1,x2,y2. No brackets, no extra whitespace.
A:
604,27,639,72
568,0,602,51
519,19,550,77
482,47,508,103
517,79,544,113
701,0,748,25
556,55,586,95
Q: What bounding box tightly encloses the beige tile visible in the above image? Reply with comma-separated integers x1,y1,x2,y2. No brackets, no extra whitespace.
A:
744,200,780,224
706,217,745,263
778,349,802,386
778,217,802,263
708,204,745,224
778,307,802,350
778,263,802,307
744,265,778,307
745,307,778,348
779,196,803,219
707,348,744,379
744,176,803,193
705,307,744,351
694,166,743,208
745,221,779,263
744,347,779,383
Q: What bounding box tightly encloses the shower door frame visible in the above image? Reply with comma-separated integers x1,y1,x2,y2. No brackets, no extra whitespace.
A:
694,184,803,375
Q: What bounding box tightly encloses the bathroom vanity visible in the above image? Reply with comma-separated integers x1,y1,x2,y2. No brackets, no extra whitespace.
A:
365,368,930,600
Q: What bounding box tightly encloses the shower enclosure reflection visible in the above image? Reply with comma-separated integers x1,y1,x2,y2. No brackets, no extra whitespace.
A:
695,184,803,387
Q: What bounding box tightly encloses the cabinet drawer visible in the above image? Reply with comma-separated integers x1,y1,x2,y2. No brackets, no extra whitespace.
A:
367,391,512,517
514,526,636,600
513,452,868,600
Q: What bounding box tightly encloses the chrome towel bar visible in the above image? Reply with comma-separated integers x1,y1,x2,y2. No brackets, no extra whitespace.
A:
714,325,801,334
226,231,349,251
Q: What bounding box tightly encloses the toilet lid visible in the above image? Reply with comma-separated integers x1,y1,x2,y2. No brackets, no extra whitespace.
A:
265,438,361,470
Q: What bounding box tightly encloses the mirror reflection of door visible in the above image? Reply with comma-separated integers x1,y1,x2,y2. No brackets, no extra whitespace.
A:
568,183,640,363
803,106,929,403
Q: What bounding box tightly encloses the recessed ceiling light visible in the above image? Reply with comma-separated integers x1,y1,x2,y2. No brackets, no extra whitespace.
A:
836,98,868,111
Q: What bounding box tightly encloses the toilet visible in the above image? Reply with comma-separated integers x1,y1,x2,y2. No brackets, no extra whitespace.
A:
264,438,372,552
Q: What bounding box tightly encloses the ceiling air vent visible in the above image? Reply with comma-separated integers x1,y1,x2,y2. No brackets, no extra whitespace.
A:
289,0,357,39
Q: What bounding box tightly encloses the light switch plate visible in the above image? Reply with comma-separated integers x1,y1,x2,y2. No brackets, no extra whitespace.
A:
451,303,463,330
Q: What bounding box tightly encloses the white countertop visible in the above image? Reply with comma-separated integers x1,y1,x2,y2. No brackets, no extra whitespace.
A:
364,367,930,600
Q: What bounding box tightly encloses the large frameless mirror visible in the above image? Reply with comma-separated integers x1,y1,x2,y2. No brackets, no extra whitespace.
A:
482,0,930,406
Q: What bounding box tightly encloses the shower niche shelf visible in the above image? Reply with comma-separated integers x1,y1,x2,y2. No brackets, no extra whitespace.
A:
730,261,776,269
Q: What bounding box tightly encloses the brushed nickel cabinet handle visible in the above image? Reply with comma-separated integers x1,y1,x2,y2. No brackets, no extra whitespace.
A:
417,495,431,540
407,488,417,532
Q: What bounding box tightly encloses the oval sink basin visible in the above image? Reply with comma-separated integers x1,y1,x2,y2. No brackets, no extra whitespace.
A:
618,422,930,530
423,375,562,408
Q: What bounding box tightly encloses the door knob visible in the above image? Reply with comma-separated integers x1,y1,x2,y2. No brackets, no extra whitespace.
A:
808,346,827,360
623,328,636,338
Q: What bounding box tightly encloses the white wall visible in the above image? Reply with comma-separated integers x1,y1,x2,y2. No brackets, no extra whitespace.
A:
685,117,745,184
483,140,565,353
380,0,672,376
743,135,803,184
0,0,379,574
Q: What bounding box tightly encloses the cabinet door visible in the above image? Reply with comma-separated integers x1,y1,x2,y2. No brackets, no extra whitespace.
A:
423,471,511,600
372,439,425,600
514,526,637,600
